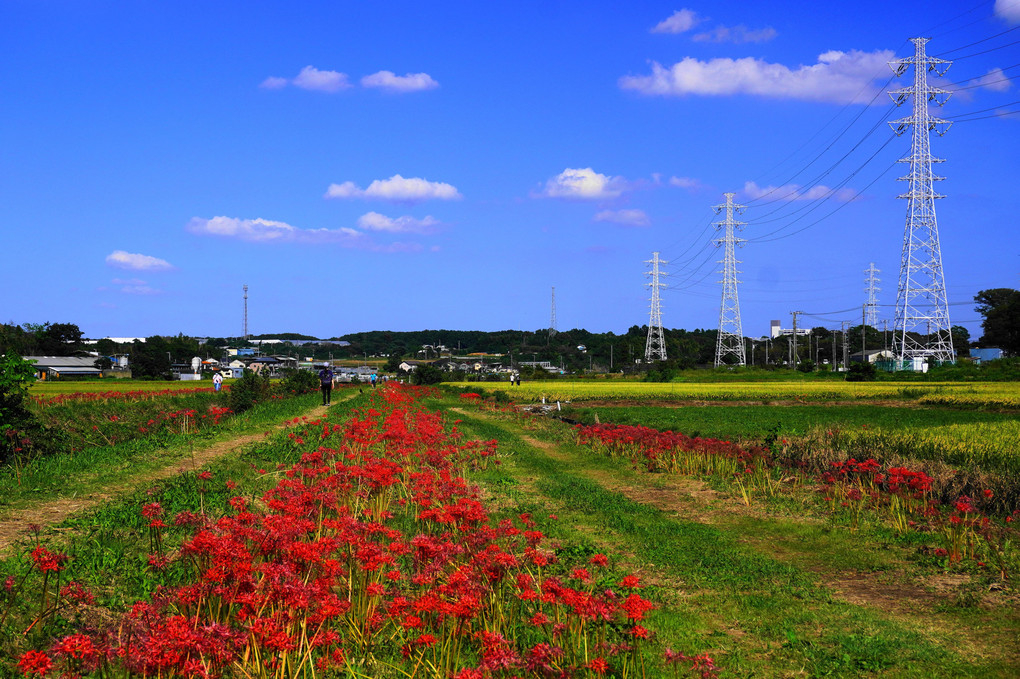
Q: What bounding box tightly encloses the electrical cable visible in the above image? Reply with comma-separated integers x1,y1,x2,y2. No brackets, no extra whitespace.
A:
934,23,1020,55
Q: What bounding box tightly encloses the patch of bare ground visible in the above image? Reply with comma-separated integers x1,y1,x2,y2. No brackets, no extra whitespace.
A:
0,405,329,555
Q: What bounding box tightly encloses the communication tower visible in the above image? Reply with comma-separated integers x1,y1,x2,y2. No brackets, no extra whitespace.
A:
713,193,747,367
644,252,667,362
888,38,954,363
243,284,249,340
550,286,557,335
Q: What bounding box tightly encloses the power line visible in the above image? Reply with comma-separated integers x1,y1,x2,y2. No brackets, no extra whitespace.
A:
935,23,1020,55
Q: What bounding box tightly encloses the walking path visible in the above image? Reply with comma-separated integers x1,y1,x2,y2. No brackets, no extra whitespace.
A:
0,403,331,554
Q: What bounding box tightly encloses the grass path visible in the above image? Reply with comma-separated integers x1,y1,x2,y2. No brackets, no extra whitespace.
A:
448,404,1020,677
0,398,349,555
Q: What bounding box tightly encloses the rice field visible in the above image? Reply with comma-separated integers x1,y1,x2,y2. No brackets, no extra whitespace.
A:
451,380,1019,406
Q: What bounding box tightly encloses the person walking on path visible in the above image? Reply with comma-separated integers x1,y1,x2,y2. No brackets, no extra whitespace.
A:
318,364,335,406
371,373,378,388
213,372,223,392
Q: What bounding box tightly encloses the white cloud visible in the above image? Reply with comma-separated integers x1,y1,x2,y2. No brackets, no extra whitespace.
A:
259,76,289,90
995,0,1020,23
293,65,351,92
620,49,895,104
111,278,147,286
693,25,777,44
120,284,161,295
262,66,352,92
361,71,439,92
105,250,174,271
324,174,462,202
593,209,650,227
356,211,440,234
651,9,703,34
541,168,629,200
971,67,1012,92
186,216,425,253
741,181,858,202
669,175,703,191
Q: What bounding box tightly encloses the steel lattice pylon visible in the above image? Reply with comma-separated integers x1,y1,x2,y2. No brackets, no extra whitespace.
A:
714,193,746,367
644,252,668,362
888,38,955,364
865,263,880,328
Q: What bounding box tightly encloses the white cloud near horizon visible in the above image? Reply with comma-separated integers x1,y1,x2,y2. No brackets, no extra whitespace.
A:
357,211,440,234
105,250,174,271
970,67,1012,93
741,180,858,202
651,9,703,34
361,71,439,92
186,216,426,253
620,49,895,104
593,209,650,227
325,174,462,202
260,66,352,92
995,0,1020,23
693,24,777,44
669,175,704,191
540,168,629,200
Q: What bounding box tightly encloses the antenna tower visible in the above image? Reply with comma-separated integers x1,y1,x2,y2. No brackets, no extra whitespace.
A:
243,284,249,340
713,193,747,367
865,263,880,328
644,252,667,362
888,38,954,363
549,286,557,335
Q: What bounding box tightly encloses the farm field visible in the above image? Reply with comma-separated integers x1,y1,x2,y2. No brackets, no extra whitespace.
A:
29,379,222,396
449,379,1020,406
2,381,1018,677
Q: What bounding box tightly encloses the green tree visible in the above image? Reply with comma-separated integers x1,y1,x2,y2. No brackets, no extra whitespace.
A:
0,353,45,462
411,363,443,385
975,288,1020,355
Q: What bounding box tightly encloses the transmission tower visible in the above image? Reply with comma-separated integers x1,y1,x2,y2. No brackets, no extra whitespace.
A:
243,284,249,340
713,193,747,367
644,252,667,362
865,263,880,328
549,286,557,336
888,37,954,363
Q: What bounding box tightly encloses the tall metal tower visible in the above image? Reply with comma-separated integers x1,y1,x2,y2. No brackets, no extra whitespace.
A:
549,286,557,335
644,252,668,362
865,263,880,328
888,37,954,363
713,193,747,367
243,284,249,340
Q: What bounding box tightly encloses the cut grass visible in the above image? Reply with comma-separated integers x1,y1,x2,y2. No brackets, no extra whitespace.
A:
445,402,1019,677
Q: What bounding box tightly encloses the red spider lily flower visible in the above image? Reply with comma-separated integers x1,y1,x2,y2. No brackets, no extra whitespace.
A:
52,633,100,662
589,553,609,566
60,581,95,605
198,471,213,481
619,574,642,589
30,546,67,573
17,650,52,677
570,567,592,583
983,489,993,498
530,612,550,626
588,657,610,675
630,624,651,639
622,593,655,620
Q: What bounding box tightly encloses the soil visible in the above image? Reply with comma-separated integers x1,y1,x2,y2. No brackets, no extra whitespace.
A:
0,404,329,555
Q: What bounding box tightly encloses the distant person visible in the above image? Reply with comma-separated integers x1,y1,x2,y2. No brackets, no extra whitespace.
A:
213,372,223,392
516,374,521,386
318,364,335,406
371,373,377,388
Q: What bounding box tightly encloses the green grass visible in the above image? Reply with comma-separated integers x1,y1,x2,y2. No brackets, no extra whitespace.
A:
564,403,1018,441
0,391,328,516
444,402,1019,678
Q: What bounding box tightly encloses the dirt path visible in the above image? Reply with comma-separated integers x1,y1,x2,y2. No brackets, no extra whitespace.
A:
0,403,330,555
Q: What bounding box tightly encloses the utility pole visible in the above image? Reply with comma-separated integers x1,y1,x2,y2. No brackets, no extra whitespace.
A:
842,321,850,370
862,304,867,362
714,193,747,367
790,311,800,367
832,329,837,371
550,287,557,337
889,38,955,364
644,252,668,362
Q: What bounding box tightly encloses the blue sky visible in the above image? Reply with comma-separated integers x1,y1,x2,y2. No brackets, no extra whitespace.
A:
2,1,1018,341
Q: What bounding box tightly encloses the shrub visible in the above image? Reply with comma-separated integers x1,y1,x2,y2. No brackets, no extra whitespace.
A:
279,368,319,395
228,370,271,413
